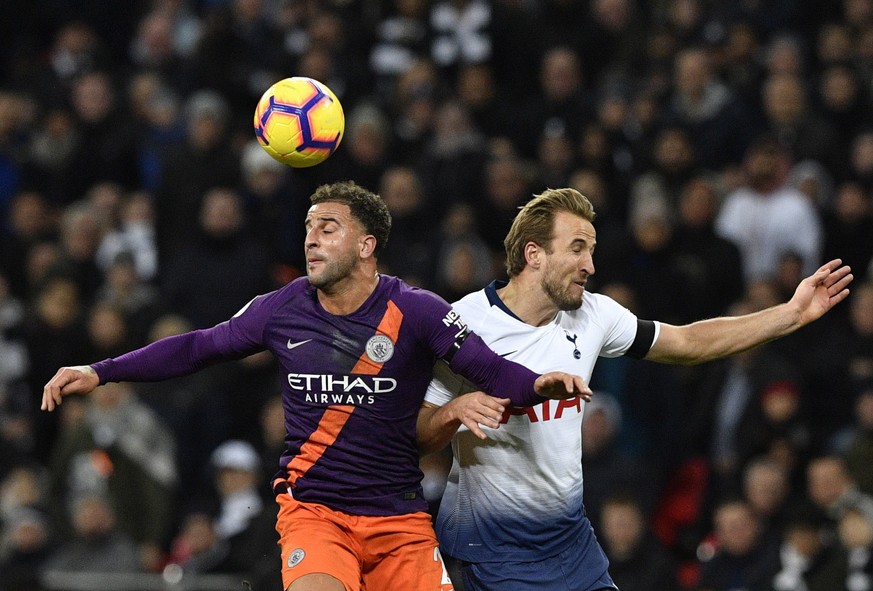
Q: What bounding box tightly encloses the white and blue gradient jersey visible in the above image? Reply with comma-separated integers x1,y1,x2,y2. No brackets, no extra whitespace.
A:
424,281,659,564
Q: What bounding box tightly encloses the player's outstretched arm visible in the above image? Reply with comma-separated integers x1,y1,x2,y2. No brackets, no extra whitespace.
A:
417,394,511,456
647,259,853,365
41,365,100,412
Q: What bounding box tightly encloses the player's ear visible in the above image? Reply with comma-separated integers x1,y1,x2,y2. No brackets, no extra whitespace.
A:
360,234,377,258
524,241,542,269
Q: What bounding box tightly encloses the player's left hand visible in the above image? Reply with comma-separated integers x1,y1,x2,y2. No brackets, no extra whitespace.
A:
448,392,511,439
791,259,853,325
534,372,593,401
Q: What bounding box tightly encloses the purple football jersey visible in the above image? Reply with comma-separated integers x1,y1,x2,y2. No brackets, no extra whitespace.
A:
92,274,545,516
238,275,461,515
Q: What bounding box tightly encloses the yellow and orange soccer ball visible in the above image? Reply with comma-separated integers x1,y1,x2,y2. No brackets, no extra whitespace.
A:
253,77,345,168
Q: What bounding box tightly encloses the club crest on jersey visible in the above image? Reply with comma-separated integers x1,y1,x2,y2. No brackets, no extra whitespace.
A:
287,548,305,568
365,334,394,363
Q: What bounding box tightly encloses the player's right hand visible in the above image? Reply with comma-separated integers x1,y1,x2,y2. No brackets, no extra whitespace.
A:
41,365,100,412
534,372,592,401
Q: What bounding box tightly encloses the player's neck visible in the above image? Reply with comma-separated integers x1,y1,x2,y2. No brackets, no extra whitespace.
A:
497,278,558,327
317,268,380,315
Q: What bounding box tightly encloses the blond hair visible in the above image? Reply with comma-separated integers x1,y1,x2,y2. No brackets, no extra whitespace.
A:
503,188,596,278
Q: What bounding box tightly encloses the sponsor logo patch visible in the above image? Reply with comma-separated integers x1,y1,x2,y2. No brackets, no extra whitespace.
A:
287,548,305,568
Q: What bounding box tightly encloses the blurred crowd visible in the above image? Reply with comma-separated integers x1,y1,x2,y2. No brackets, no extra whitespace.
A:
1,0,873,590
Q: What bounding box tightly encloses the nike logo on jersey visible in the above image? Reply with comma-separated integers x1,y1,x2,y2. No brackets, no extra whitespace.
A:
287,339,312,350
498,350,517,357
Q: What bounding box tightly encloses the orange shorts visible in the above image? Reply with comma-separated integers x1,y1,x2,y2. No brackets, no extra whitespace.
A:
275,493,454,591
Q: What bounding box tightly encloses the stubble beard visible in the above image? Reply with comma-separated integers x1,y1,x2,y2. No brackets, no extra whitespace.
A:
541,268,583,312
307,251,358,292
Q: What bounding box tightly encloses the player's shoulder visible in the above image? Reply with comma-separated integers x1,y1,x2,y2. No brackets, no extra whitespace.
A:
564,291,632,324
380,275,448,309
270,276,313,302
245,276,312,312
451,288,489,316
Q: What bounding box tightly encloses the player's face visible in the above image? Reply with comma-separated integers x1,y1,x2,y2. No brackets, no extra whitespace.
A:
304,202,365,290
540,212,596,311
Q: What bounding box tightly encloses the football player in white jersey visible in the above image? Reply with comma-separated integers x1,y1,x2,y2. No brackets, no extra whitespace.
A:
417,187,853,591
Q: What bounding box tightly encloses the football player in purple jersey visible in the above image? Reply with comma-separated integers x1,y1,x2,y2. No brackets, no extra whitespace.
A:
42,180,591,591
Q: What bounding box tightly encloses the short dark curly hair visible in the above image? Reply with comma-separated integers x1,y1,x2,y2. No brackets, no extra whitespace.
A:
310,181,392,255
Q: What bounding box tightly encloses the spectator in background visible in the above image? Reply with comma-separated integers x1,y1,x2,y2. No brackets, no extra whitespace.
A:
759,72,843,178
629,125,700,221
715,134,823,282
841,379,873,496
456,62,514,141
0,506,54,591
256,394,285,488
387,58,444,164
434,230,494,303
0,271,31,467
63,72,141,203
534,121,576,190
94,252,162,347
84,302,132,361
377,166,436,287
54,201,105,303
681,295,802,494
154,90,240,263
788,159,835,210
806,455,873,534
20,102,76,202
821,181,873,280
47,381,177,572
600,493,679,591
132,314,231,497
472,153,532,259
696,499,777,591
623,195,685,324
761,33,806,79
130,76,186,194
164,511,228,575
368,0,430,101
510,46,594,159
848,130,873,192
576,0,648,88
24,276,88,457
846,281,873,386
733,363,814,482
671,176,745,323
741,456,797,548
238,139,301,274
0,191,58,299
766,506,845,591
581,394,659,532
817,64,869,168
161,187,273,329
203,440,276,574
664,46,753,170
835,503,873,591
419,99,489,215
41,494,140,576
94,191,159,283
323,102,393,194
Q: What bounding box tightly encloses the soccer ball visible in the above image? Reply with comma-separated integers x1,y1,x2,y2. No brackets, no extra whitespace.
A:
253,77,345,168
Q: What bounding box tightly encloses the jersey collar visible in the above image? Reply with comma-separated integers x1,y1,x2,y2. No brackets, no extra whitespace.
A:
484,280,523,322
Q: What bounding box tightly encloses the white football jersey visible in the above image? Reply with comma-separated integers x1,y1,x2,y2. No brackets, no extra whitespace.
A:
425,281,658,562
